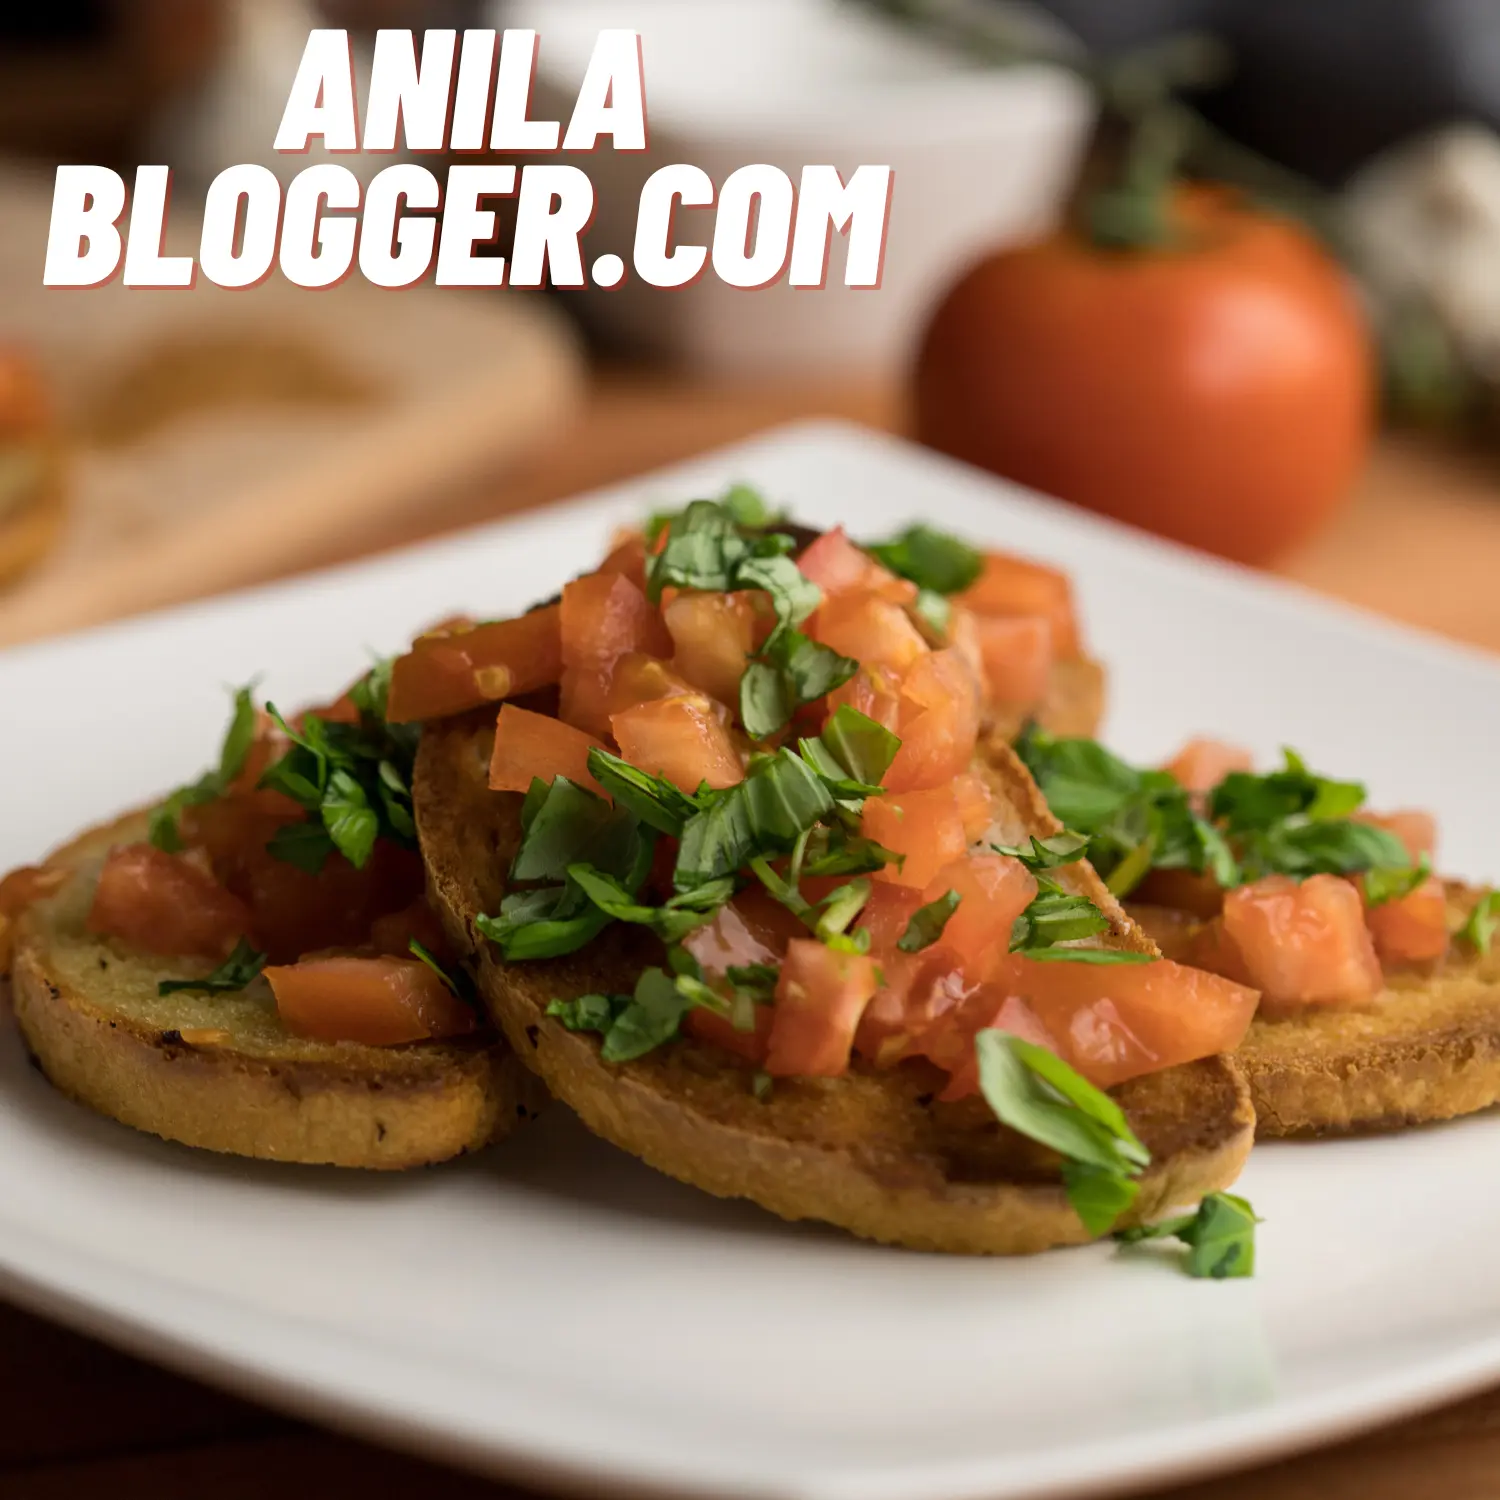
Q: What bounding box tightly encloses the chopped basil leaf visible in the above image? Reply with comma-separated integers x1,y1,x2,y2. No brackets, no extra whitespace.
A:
1117,1191,1259,1279
726,962,779,995
733,553,821,651
741,631,858,740
976,1030,1150,1181
567,861,721,944
599,967,698,1062
751,1070,774,1101
321,769,379,871
586,748,700,836
520,774,551,835
739,660,793,741
157,937,267,997
407,938,464,996
1009,882,1110,953
264,819,337,874
1210,751,1366,832
478,890,613,961
750,853,814,920
547,991,629,1034
913,588,951,637
819,704,901,788
992,831,1090,871
826,927,873,955
720,482,776,529
676,750,834,892
866,524,983,596
510,777,642,883
1062,1162,1141,1236
1363,855,1432,907
149,684,259,851
799,827,901,878
1462,890,1500,955
815,878,872,942
1022,947,1156,965
898,889,961,953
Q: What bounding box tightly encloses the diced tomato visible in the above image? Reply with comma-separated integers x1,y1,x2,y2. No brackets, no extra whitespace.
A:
561,571,672,675
88,844,253,961
386,605,563,723
937,992,1060,1101
368,898,454,963
959,552,1081,658
1222,874,1383,1011
1131,867,1225,919
825,667,904,734
951,772,996,841
973,615,1053,710
214,833,426,965
1365,875,1449,966
663,590,757,706
683,889,805,977
885,949,985,1069
266,955,477,1045
599,531,648,589
970,953,1260,1090
884,649,981,793
863,786,968,889
811,591,928,675
921,854,1037,978
612,694,744,792
1356,809,1437,863
944,602,986,683
797,527,914,605
1163,737,1253,795
489,704,605,795
607,653,704,716
1185,915,1257,987
851,884,929,1061
765,939,879,1077
683,1003,773,1063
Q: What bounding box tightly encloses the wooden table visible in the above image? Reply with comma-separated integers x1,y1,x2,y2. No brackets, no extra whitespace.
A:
8,371,1500,1500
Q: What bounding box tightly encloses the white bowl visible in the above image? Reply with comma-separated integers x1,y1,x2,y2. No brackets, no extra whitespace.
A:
505,0,1093,375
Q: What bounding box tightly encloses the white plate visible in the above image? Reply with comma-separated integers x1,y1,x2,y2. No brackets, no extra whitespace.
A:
4,422,1500,1500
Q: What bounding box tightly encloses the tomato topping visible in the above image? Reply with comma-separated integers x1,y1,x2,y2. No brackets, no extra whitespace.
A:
884,649,981,793
1365,875,1449,967
825,667,903,734
489,704,605,795
598,532,648,589
959,552,1081,657
1163,737,1253,795
764,939,879,1077
811,591,928,675
683,1004,773,1062
973,615,1053,710
951,772,997,841
937,993,1060,1101
1222,873,1383,1010
1184,915,1257,987
266,955,477,1045
88,844,253,961
863,785,968,889
967,953,1260,1091
561,570,672,675
663,590,758,706
1356,809,1437,863
368,898,454,963
1131,866,1225,919
386,605,563,723
682,890,804,977
885,948,985,1069
797,527,914,604
612,693,744,792
920,854,1037,977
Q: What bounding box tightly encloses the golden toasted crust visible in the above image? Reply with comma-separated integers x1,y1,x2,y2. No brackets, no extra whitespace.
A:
4,812,540,1169
415,712,1253,1253
1135,890,1500,1137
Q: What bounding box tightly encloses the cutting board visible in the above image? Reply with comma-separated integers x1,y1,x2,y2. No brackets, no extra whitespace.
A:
0,165,584,647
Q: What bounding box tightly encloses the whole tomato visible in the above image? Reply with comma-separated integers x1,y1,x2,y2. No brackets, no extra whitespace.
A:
913,188,1374,565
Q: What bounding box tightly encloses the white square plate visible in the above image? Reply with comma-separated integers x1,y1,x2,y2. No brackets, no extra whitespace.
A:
4,422,1500,1500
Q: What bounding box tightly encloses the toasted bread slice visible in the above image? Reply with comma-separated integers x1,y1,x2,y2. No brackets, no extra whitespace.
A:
1135,891,1500,1136
416,712,1253,1253
3,811,541,1169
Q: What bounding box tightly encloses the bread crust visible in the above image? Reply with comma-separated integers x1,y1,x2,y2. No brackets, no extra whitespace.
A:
4,812,539,1169
416,712,1253,1253
1136,890,1500,1136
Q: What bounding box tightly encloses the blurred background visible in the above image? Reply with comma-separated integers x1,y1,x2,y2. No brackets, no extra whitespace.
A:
4,0,1500,649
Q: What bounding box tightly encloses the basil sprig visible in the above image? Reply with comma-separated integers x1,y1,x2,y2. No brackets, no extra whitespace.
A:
149,685,259,852
157,937,267,997
866,524,983,597
898,889,961,953
1117,1192,1260,1279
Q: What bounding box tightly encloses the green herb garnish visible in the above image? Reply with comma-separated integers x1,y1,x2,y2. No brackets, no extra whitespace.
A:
898,889,961,953
149,685,259,851
1117,1192,1260,1279
867,524,983,596
1462,890,1500,955
157,937,267,997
